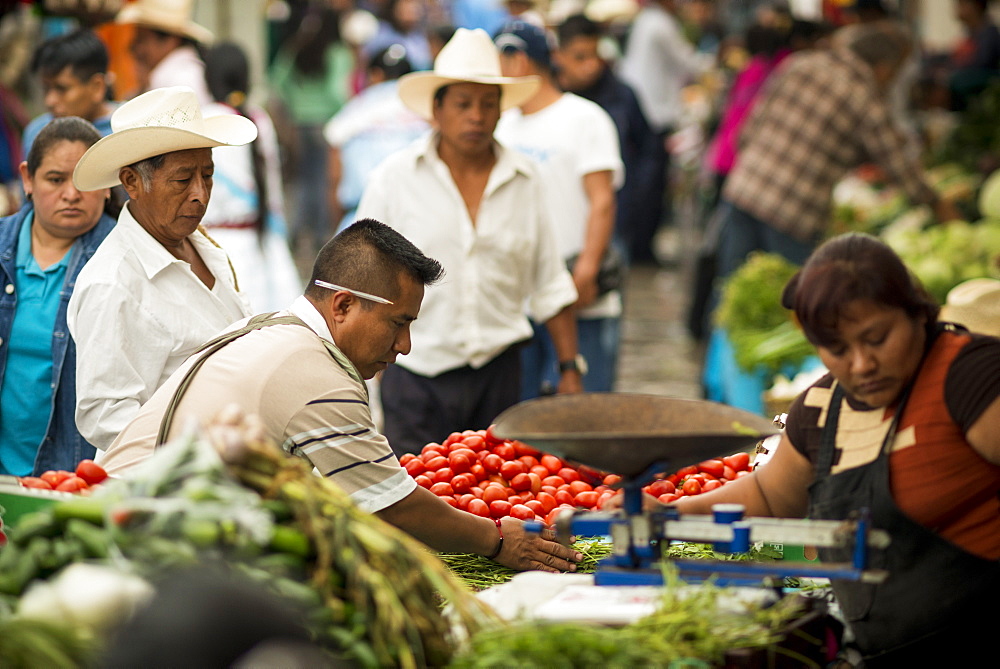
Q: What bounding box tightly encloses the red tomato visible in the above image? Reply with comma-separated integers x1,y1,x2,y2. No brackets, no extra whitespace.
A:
430,482,454,496
399,453,416,466
603,474,622,486
568,480,593,496
647,479,675,497
414,475,433,489
697,459,725,478
723,452,751,472
441,496,459,508
461,435,486,451
404,459,427,477
484,424,501,445
557,468,580,483
482,453,504,474
468,498,490,517
675,465,699,478
40,470,72,488
540,454,563,474
19,476,54,490
457,493,476,510
510,473,532,492
482,484,508,505
518,455,539,470
489,500,512,519
554,489,575,506
421,443,446,457
452,474,475,494
470,486,485,499
529,465,550,479
448,452,472,474
510,504,535,521
722,465,737,481
499,460,527,481
55,476,89,493
432,468,455,484
574,490,600,508
507,494,524,506
450,447,478,461
540,485,558,495
597,491,614,509
424,455,449,471
703,480,723,492
443,432,464,447
469,463,487,481
542,475,566,488
535,491,557,514
681,479,702,496
493,443,516,460
525,499,545,516
525,472,542,494
658,492,681,504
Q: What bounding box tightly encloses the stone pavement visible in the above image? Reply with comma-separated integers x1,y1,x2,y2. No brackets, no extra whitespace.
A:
614,257,704,401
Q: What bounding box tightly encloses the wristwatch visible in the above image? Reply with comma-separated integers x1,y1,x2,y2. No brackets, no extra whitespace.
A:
558,354,588,376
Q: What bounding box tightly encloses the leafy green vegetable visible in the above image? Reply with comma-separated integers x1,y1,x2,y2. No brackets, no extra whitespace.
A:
714,252,810,374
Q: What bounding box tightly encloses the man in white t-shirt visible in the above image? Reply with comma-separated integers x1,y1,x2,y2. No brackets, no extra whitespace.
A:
355,28,582,455
494,21,624,396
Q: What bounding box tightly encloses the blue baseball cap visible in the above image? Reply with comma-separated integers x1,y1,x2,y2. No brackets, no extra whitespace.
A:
494,20,552,70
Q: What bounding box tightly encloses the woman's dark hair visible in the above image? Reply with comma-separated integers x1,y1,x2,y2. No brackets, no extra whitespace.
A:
27,116,121,218
306,218,443,305
781,232,940,347
203,41,269,241
368,44,413,81
285,5,342,78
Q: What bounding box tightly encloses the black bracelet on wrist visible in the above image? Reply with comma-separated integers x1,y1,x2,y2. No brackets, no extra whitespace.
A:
485,518,504,559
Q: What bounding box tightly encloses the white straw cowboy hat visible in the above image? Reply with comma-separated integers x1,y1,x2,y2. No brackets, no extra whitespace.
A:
397,27,540,121
116,0,214,44
940,278,1000,337
73,86,257,191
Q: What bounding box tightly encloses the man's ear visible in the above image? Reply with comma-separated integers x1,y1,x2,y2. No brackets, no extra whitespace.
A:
119,166,141,199
326,291,355,322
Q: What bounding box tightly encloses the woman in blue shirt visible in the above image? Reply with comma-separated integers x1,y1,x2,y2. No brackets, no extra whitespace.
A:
0,116,117,475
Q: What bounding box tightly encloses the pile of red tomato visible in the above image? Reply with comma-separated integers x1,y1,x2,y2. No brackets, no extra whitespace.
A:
16,459,109,494
402,426,755,524
642,452,752,504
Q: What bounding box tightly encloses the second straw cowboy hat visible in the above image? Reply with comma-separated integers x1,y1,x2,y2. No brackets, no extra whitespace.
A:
73,86,258,191
939,277,1000,338
397,28,540,121
116,0,214,44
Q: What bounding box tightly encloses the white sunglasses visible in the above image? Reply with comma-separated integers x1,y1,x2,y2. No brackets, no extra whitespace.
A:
313,280,394,305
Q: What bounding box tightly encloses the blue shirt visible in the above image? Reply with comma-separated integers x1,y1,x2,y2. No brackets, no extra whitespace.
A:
0,214,72,475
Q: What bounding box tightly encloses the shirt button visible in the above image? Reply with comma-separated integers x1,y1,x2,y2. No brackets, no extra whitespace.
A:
4,284,12,294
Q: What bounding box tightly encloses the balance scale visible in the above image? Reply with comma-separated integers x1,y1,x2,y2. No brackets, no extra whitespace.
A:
493,393,889,588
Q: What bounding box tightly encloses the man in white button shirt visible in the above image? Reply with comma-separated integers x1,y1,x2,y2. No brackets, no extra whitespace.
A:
356,28,582,455
67,86,257,450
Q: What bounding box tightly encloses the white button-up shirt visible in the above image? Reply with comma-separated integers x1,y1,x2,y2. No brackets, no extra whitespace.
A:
67,202,251,450
356,132,577,378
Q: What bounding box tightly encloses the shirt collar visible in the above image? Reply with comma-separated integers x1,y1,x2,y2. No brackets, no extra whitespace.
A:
288,294,334,343
416,131,534,193
119,201,208,280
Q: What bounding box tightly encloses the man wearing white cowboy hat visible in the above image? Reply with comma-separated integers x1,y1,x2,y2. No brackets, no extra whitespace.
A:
67,85,257,451
356,27,583,455
115,0,214,106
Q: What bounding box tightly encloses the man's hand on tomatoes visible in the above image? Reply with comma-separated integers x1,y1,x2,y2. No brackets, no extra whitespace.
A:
492,517,582,573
